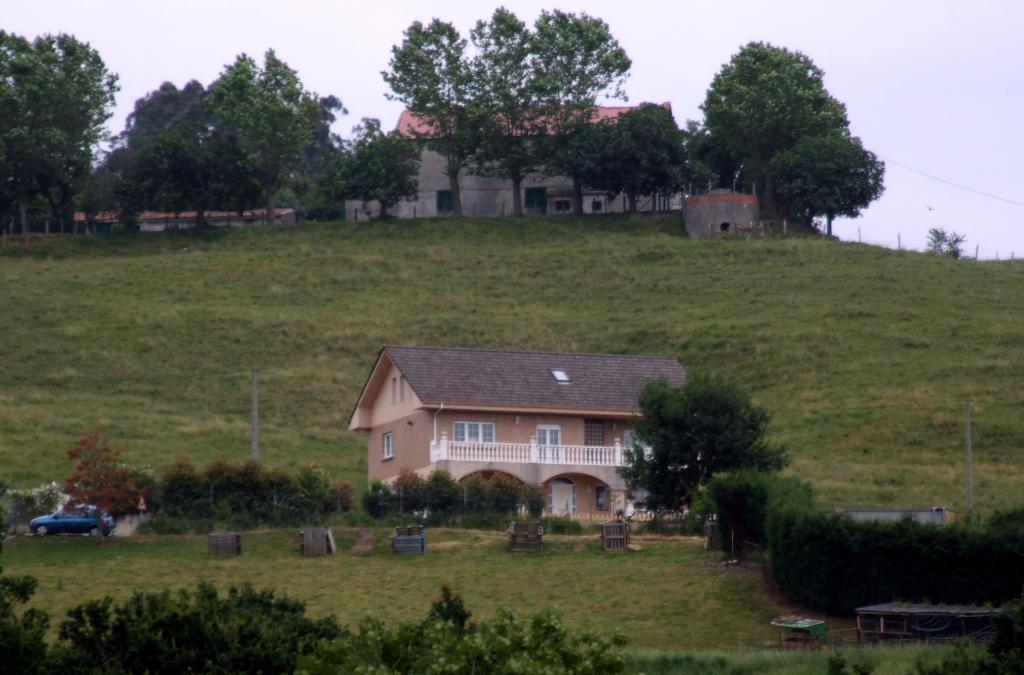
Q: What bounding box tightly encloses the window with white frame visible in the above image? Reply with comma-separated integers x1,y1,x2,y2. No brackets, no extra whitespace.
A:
536,425,562,462
453,421,495,443
383,431,394,459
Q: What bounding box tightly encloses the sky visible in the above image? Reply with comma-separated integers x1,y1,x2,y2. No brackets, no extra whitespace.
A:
6,0,1024,257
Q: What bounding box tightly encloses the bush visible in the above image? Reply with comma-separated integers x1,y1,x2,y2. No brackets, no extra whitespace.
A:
296,464,333,521
331,480,354,514
523,485,545,519
362,480,393,518
162,458,207,517
393,468,425,513
0,567,50,675
48,582,344,674
423,470,460,517
299,586,626,674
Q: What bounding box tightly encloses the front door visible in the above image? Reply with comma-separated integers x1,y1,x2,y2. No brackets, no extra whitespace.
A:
549,478,576,516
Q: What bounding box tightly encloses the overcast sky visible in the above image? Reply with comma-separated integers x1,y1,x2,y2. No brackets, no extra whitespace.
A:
7,1,1024,256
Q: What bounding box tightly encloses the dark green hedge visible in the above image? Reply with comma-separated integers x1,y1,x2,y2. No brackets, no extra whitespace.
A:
767,507,1024,613
706,472,1024,613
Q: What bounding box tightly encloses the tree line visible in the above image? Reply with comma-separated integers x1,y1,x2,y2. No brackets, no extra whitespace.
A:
2,13,886,234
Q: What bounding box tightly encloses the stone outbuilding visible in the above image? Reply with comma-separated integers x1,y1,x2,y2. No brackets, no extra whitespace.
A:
683,189,759,237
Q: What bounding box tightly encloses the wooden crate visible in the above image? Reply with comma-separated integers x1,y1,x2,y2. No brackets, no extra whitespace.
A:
300,527,336,557
208,531,241,557
508,521,543,553
391,525,426,555
600,520,630,551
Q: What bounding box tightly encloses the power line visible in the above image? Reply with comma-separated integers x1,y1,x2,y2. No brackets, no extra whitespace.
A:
880,155,1024,208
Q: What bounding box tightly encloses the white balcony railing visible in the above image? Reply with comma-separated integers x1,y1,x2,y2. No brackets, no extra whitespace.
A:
429,433,625,467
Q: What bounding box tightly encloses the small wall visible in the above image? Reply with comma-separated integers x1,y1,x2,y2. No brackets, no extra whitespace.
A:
683,190,759,238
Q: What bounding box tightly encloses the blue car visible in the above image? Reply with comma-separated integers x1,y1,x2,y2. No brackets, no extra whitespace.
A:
30,506,115,536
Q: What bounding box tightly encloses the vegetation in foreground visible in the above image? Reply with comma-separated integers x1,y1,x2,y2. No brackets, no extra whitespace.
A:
2,217,1024,513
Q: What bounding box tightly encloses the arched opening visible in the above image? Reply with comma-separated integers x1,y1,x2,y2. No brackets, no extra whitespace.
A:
720,222,731,232
544,473,615,519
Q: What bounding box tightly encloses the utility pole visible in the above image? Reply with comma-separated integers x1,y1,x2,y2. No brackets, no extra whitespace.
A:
965,400,973,513
251,368,260,461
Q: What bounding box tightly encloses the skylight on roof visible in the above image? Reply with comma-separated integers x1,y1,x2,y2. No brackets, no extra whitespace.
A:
551,369,571,383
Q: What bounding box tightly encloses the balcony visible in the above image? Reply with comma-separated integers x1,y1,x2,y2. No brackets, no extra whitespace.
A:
429,433,625,467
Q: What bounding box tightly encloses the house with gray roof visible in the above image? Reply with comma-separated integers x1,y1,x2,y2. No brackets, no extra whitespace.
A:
349,346,686,518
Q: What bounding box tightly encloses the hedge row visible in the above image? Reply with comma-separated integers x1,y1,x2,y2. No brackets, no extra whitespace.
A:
363,469,545,522
155,458,353,526
706,470,1024,613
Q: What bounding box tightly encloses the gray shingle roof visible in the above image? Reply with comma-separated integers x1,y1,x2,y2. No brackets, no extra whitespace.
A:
385,346,685,411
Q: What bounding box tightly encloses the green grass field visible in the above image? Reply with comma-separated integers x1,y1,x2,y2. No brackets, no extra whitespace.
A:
2,216,1023,512
0,529,954,672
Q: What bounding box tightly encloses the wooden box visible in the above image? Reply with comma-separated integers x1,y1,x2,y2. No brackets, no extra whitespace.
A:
391,525,426,555
508,521,543,553
208,531,241,557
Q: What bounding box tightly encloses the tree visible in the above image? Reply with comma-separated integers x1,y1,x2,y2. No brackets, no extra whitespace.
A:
469,8,542,217
383,19,481,217
0,31,118,234
532,10,631,214
770,135,885,235
582,104,687,212
926,228,968,259
702,42,849,213
334,118,419,218
208,50,324,224
116,79,260,226
63,429,140,522
619,375,787,511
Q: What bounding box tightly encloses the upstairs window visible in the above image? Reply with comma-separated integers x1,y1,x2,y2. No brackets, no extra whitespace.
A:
551,369,570,384
453,421,495,443
383,432,394,459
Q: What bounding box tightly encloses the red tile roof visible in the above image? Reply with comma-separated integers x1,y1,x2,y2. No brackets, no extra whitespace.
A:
394,102,671,138
74,208,295,223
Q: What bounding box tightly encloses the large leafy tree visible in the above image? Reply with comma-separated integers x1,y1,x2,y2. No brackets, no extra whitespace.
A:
334,118,419,218
532,10,631,214
701,42,849,213
0,31,118,234
620,375,787,511
469,8,541,217
583,104,687,212
208,50,324,224
383,20,481,218
102,80,263,226
770,135,885,235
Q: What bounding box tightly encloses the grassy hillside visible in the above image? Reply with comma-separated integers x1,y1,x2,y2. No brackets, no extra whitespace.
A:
2,216,1023,512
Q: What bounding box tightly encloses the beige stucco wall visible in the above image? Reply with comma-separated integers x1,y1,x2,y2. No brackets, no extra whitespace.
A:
366,409,435,483
366,408,635,488
434,410,629,447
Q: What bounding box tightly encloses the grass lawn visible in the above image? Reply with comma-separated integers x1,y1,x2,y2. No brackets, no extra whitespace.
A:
3,529,823,651
2,216,1024,512
2,528,958,672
